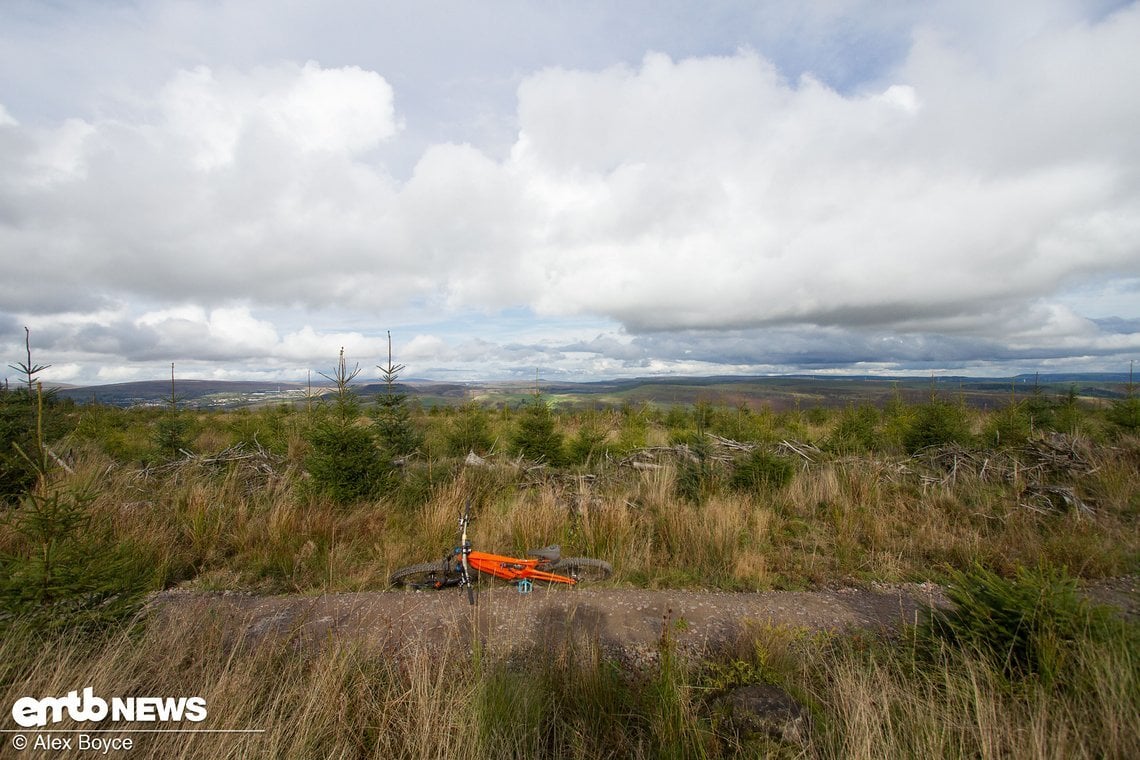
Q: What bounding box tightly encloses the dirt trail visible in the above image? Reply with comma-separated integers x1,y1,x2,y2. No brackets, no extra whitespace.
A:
149,576,1140,662
148,584,947,659
148,578,1137,663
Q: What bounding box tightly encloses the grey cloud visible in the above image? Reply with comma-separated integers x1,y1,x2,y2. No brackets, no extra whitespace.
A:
561,335,649,363
1093,317,1140,335
580,322,1140,374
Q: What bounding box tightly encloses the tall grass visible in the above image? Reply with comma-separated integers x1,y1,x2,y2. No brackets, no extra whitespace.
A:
808,621,1138,759
1,392,1137,756
0,600,713,760
6,412,1135,596
2,587,1133,759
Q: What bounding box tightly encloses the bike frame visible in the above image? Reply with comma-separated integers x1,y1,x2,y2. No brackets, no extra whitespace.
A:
466,550,577,585
390,500,612,604
452,502,578,593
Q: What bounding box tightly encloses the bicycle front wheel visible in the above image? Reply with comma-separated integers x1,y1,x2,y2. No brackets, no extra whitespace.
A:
550,558,613,583
389,561,456,589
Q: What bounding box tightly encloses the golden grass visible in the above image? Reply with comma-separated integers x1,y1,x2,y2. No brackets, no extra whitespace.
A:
3,600,1134,760
4,400,1137,758
806,631,1139,760
89,429,1128,593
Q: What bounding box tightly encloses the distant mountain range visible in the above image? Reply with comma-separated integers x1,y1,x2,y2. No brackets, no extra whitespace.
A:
49,373,1135,411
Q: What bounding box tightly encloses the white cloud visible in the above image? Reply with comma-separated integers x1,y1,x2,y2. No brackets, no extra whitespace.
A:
508,23,1140,332
1,2,1138,383
158,61,398,170
403,334,449,361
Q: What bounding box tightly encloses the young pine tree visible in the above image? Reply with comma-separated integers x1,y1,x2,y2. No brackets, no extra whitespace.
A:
373,332,421,459
306,348,388,504
511,386,564,466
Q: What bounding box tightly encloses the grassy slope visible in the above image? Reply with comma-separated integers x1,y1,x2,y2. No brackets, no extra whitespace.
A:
2,391,1137,758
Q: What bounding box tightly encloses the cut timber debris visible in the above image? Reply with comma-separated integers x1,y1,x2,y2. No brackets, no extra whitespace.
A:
1020,483,1095,517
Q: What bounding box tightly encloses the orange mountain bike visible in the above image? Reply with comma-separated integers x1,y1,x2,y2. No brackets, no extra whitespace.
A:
389,501,612,604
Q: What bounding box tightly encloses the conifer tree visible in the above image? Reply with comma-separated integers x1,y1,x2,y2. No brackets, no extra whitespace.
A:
511,378,564,465
306,348,387,504
373,331,421,458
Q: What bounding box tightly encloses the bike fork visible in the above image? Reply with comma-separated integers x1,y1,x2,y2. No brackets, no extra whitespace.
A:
460,543,475,605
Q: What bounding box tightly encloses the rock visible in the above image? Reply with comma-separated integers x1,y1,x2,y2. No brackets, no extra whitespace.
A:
724,683,812,746
464,451,488,467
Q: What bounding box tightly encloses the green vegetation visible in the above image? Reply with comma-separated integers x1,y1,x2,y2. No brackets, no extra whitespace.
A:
2,356,1136,599
1,338,1137,757
917,562,1123,685
373,331,422,459
153,363,191,460
304,349,390,504
511,391,566,465
2,573,1134,759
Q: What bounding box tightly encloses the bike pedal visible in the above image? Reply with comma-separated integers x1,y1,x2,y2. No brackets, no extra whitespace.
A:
516,579,533,594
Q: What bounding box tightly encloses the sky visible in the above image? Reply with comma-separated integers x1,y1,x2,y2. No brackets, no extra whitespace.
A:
1,0,1138,386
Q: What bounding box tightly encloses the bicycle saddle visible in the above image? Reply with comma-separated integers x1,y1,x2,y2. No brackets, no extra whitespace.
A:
526,544,561,562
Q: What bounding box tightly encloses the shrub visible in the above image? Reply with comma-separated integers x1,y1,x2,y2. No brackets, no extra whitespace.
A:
1,387,70,504
1022,385,1057,431
984,404,1032,447
225,406,292,455
827,403,882,453
511,396,564,465
917,562,1118,685
305,349,390,505
153,412,191,460
444,402,496,457
0,485,156,632
566,410,610,466
664,405,690,433
903,399,972,453
730,449,795,494
709,404,771,443
1107,394,1140,435
1053,386,1084,435
373,333,422,458
0,389,40,504
675,446,719,504
0,361,156,631
305,422,388,504
614,403,650,453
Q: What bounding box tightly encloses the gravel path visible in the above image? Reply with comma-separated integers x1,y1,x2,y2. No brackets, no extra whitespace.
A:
148,578,1136,663
151,578,1140,660
148,584,949,658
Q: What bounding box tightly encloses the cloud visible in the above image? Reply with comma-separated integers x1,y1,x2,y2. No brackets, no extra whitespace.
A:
1,2,1138,383
158,62,399,169
511,27,1140,333
1,60,404,315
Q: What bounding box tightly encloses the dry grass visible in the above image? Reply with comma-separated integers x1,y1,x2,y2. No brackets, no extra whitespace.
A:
2,401,1137,757
806,628,1139,760
13,421,1134,598
3,600,1134,759
0,612,483,759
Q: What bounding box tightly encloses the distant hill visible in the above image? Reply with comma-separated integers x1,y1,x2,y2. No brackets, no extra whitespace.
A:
51,373,1134,411
56,380,312,409
535,373,1133,411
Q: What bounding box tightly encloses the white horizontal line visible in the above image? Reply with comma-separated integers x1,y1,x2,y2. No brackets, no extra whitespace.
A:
1,729,265,733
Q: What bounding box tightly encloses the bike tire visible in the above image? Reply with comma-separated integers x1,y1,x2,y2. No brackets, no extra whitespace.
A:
389,561,456,589
549,557,613,583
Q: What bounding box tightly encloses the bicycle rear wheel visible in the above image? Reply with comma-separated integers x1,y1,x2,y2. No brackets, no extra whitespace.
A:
549,557,613,583
389,561,457,589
